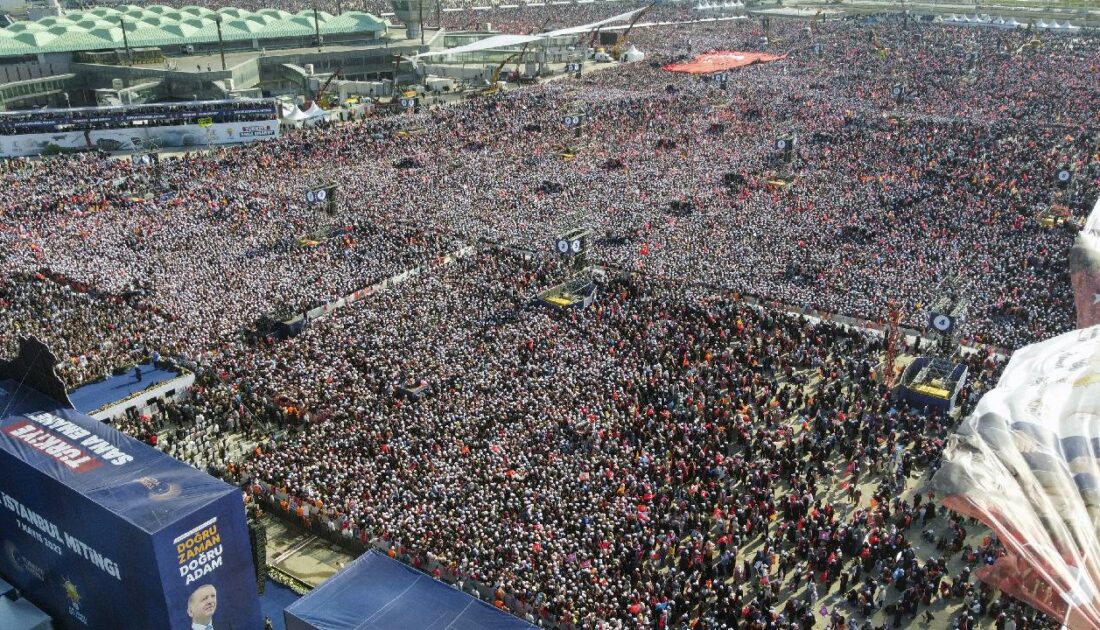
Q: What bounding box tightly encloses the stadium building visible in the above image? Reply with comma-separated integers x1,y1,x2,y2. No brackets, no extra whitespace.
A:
0,4,400,108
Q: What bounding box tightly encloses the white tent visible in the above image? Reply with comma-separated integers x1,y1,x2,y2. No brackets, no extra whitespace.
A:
281,106,310,125
1050,21,1080,32
299,103,330,126
623,45,644,62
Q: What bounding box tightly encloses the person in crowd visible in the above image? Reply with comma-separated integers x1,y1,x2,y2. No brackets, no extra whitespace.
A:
0,14,1092,629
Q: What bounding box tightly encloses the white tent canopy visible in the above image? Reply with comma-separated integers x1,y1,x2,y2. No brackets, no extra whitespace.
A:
280,105,309,123
280,103,330,127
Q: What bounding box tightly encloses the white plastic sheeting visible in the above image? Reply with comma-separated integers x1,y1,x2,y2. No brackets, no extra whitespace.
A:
414,6,646,58
1071,199,1100,329
933,324,1100,629
302,103,326,119
416,33,544,58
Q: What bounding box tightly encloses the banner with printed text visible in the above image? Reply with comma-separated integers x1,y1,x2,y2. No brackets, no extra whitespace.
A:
0,380,261,630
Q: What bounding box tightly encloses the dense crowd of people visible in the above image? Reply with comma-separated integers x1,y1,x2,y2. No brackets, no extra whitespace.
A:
5,19,1092,352
0,13,1095,629
238,252,1051,628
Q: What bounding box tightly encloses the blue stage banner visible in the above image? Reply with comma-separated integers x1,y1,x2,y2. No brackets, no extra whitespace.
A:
0,379,261,630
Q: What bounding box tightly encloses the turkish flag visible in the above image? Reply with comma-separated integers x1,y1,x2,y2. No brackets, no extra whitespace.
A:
1070,229,1100,329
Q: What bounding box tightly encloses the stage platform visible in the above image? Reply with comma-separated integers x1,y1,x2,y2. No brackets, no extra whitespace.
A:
68,362,193,419
897,356,968,413
538,275,597,311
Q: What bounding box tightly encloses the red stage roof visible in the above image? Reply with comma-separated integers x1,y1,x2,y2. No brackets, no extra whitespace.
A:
663,51,785,74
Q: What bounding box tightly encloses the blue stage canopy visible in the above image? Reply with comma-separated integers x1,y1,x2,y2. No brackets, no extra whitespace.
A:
284,551,536,630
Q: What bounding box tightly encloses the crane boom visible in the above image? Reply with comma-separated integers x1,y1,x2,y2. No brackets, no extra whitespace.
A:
612,2,654,57
315,67,342,108
620,3,652,41
482,52,521,94
589,26,601,47
515,19,552,74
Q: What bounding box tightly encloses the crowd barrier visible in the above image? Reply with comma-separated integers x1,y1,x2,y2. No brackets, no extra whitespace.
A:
250,486,558,627
598,263,1009,358
280,244,476,333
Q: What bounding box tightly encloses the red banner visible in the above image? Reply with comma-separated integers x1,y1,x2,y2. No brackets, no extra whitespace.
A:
663,51,785,74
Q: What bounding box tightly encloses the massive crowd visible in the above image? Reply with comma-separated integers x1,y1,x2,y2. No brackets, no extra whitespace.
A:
244,253,1062,629
0,13,1095,629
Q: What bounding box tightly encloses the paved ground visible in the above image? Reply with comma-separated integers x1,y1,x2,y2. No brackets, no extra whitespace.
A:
264,514,354,588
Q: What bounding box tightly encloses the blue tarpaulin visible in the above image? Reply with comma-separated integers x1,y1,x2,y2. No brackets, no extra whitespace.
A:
284,551,536,630
261,577,301,630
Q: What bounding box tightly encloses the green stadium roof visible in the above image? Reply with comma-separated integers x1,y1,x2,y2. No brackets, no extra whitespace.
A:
0,5,387,56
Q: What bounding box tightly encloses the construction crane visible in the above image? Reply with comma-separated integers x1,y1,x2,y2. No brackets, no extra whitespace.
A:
869,29,890,59
1017,34,1042,54
515,19,551,78
315,67,342,108
482,52,521,95
481,21,549,95
588,25,602,48
883,300,904,388
389,54,424,98
610,3,654,60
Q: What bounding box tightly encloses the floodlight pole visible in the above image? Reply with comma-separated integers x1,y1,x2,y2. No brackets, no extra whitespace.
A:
215,15,227,71
313,6,323,52
119,17,131,66
418,0,425,46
